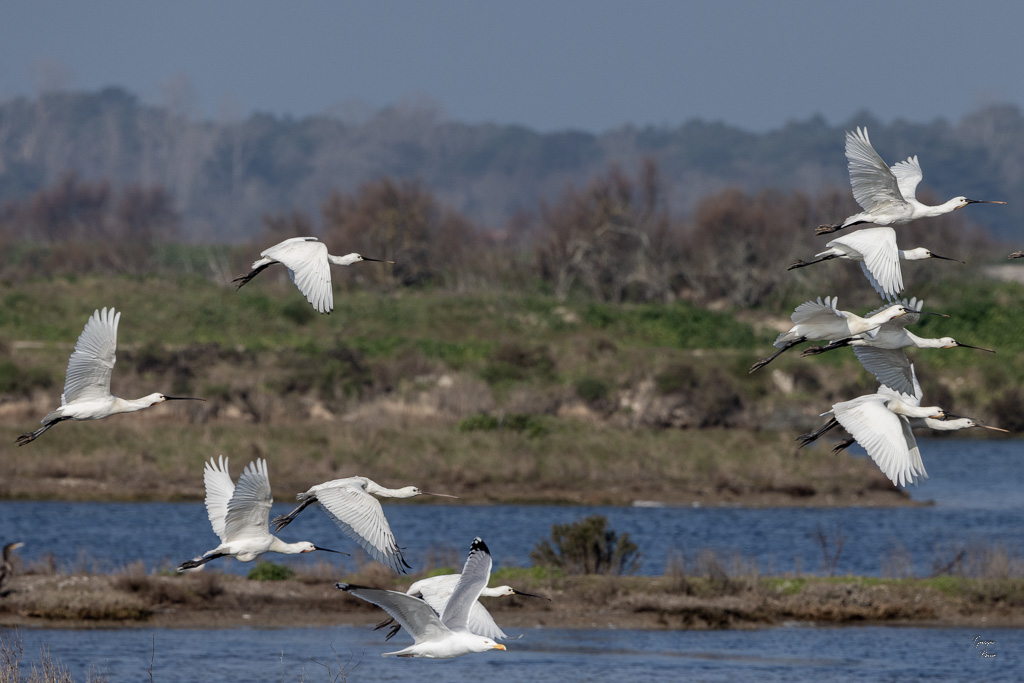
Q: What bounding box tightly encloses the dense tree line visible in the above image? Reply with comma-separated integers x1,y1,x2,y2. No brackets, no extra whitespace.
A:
0,88,1020,242
0,160,989,312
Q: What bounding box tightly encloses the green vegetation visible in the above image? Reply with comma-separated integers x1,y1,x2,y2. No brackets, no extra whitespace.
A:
247,562,295,581
531,515,641,575
0,273,1018,506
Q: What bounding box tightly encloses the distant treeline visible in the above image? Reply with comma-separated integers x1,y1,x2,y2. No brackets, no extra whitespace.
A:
0,87,1021,242
0,161,993,310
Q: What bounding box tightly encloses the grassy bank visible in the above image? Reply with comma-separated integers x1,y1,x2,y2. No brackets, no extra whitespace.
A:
0,420,907,506
1,274,1019,506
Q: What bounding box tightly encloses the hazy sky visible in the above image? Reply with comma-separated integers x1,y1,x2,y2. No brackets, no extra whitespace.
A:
3,0,1023,133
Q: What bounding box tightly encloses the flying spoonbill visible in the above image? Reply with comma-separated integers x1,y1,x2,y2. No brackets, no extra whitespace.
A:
271,476,458,574
375,572,551,641
788,227,961,300
799,298,992,395
749,297,916,373
816,127,1005,235
799,367,1007,480
336,537,508,658
0,542,24,594
16,308,203,446
233,237,393,314
177,456,345,572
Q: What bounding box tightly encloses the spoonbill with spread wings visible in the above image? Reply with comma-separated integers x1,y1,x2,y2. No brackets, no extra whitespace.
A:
233,237,392,314
16,308,203,446
816,127,1005,235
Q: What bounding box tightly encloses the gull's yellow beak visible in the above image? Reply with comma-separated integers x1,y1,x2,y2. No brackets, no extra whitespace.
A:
493,643,507,651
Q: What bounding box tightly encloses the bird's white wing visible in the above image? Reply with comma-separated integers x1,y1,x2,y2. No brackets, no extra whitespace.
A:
338,585,449,643
224,458,273,541
409,574,459,604
790,296,845,325
845,127,905,213
313,484,408,572
62,307,120,404
261,237,333,314
833,395,921,487
441,538,492,631
203,455,235,543
853,347,916,396
831,228,902,300
890,155,923,203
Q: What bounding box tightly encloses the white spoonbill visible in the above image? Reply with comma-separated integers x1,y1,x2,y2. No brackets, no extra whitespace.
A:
271,476,458,574
800,367,1008,470
177,456,345,572
816,127,1005,235
799,298,993,395
788,227,962,300
375,572,551,641
749,297,915,373
336,537,508,658
233,237,393,314
16,307,203,446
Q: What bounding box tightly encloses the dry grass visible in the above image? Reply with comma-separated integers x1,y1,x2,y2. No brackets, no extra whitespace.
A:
0,416,909,507
0,630,108,682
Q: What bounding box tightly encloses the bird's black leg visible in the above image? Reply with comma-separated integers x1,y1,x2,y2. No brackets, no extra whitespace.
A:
232,262,274,290
16,417,69,446
788,254,838,270
815,219,866,236
797,417,840,449
271,497,317,532
831,438,856,454
801,337,856,356
177,553,225,572
749,338,806,374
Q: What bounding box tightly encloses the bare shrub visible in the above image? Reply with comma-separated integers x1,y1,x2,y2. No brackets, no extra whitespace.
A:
535,159,677,302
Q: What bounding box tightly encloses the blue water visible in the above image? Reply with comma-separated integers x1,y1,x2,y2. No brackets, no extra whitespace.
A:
2,438,1022,681
2,439,1022,578
5,625,1021,681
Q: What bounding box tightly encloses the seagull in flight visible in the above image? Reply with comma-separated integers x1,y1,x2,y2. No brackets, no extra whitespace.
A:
336,538,509,658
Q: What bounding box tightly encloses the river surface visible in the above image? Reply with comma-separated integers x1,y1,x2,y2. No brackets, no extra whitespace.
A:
5,624,1020,681
2,438,1023,680
3,439,1022,577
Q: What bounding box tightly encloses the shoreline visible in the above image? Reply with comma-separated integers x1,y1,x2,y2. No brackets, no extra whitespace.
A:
3,571,1021,633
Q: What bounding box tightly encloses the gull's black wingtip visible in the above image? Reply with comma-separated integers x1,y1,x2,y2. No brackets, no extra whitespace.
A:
469,537,490,555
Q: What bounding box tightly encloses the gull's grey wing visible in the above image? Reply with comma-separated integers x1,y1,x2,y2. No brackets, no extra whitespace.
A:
337,584,449,644
441,537,492,631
